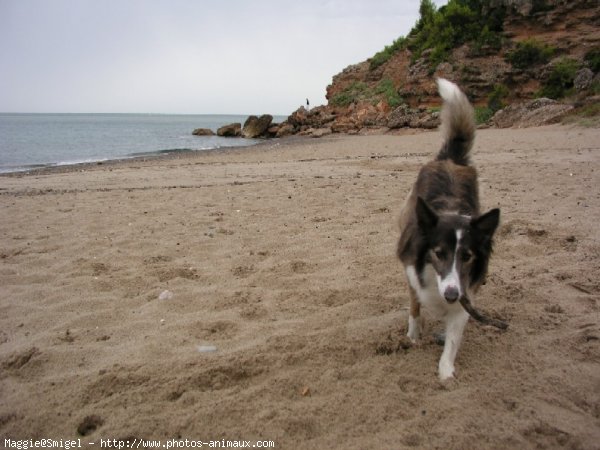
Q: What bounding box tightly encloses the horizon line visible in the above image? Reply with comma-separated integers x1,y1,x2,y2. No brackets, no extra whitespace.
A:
0,111,292,117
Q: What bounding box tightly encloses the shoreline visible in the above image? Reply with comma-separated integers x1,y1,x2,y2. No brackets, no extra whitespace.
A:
0,134,332,177
0,129,428,178
0,138,275,177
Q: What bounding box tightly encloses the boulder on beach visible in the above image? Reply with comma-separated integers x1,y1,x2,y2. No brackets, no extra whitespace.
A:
192,128,215,136
266,124,281,138
299,127,333,138
275,123,295,138
387,104,417,129
574,68,594,91
217,123,242,137
242,115,273,138
287,107,308,127
491,98,573,128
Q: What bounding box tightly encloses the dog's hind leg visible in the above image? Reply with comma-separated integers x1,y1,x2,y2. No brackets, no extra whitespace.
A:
407,285,422,342
438,309,469,380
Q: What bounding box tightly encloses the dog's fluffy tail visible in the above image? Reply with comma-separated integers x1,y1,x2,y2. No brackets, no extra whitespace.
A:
436,78,475,166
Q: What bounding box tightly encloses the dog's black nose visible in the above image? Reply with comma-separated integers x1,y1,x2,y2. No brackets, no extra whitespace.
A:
444,286,459,303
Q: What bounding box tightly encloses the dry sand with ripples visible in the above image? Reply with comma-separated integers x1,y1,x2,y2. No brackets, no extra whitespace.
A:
1,125,599,449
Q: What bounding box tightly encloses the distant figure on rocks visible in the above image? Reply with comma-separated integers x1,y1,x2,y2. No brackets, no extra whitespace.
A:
306,98,310,111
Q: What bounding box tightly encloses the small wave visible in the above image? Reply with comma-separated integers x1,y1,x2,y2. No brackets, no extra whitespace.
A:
127,147,200,158
0,158,112,174
55,157,111,166
151,147,195,155
0,163,48,174
126,140,255,158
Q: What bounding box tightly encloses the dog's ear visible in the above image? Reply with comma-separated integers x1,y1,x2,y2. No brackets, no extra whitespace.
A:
416,197,438,230
472,208,500,241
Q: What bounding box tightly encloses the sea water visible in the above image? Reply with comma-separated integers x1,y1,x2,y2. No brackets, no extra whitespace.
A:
0,113,286,173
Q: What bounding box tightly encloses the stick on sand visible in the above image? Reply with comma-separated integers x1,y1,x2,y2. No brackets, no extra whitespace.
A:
459,296,509,330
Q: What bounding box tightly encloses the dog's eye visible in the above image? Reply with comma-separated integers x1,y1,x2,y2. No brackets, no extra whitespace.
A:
460,250,474,262
433,249,445,259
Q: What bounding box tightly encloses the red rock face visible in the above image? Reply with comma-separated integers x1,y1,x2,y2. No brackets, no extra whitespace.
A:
283,0,599,135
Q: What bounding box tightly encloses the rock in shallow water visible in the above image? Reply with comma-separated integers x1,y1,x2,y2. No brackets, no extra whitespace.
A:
192,128,215,136
217,123,242,137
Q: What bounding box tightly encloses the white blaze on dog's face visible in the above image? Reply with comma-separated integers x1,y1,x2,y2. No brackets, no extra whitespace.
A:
415,197,499,303
431,229,475,302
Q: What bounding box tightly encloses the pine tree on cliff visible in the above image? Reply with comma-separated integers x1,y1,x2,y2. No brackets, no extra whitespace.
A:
415,0,436,33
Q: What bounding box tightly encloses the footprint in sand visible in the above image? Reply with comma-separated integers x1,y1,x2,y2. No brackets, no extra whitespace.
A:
77,415,103,436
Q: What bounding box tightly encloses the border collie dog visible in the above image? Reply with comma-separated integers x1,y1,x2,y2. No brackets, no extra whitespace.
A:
397,79,500,380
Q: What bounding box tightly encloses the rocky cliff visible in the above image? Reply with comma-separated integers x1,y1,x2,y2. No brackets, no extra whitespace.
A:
280,0,599,136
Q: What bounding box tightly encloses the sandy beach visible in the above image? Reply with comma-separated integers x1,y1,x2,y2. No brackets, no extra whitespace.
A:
1,125,599,448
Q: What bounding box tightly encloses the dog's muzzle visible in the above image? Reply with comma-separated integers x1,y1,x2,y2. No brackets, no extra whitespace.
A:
444,286,459,303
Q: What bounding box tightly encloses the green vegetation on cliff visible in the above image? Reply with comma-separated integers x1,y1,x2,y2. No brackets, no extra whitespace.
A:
506,38,555,69
408,0,505,67
369,0,505,70
331,78,403,108
370,37,408,70
584,48,600,73
539,58,580,99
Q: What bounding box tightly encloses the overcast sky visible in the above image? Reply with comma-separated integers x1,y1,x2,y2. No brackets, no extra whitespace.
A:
0,0,447,115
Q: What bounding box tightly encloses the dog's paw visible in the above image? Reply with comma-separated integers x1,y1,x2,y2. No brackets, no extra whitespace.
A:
438,375,459,390
438,360,455,381
407,316,421,343
406,331,420,344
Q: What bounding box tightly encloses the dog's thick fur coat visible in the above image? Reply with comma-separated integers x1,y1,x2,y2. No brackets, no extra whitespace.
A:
397,79,500,380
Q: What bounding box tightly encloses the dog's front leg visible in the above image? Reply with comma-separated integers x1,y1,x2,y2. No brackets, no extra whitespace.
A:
407,284,422,342
438,309,469,380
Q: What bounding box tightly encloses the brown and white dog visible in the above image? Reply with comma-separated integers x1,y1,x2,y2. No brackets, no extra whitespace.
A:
397,78,500,380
